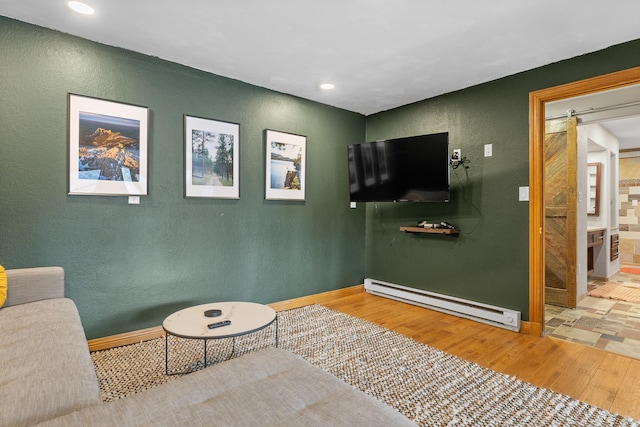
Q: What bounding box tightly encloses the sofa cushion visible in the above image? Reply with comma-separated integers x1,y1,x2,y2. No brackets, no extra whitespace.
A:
0,265,6,307
0,298,102,427
37,348,415,426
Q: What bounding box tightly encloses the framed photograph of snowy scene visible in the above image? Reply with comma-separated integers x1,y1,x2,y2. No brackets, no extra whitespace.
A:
265,129,306,201
184,115,240,199
68,94,149,196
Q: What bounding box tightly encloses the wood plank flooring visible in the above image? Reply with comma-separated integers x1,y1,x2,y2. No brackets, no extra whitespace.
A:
273,285,640,420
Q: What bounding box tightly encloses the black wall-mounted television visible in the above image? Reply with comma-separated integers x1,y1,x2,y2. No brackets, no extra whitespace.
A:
348,132,450,202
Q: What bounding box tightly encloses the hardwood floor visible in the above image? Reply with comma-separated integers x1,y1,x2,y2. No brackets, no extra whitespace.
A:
272,285,640,420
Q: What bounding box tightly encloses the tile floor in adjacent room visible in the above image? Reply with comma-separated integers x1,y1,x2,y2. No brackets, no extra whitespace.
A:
545,272,640,360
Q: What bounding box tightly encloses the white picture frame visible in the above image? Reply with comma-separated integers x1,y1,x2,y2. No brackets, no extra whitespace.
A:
184,115,240,199
68,94,149,196
265,129,306,201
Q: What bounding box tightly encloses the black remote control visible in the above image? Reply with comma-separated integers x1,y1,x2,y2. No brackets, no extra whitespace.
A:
208,320,231,329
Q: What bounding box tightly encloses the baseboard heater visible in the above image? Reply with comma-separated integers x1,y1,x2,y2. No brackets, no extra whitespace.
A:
364,278,521,332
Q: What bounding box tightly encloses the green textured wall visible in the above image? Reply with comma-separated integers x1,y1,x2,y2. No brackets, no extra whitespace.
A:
365,39,640,320
3,17,640,337
0,17,365,339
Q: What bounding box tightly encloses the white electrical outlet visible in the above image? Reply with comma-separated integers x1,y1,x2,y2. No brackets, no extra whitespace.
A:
128,196,140,205
452,149,461,160
484,144,492,157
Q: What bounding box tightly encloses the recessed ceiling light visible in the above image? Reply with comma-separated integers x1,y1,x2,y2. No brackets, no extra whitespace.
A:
68,1,95,15
320,83,335,90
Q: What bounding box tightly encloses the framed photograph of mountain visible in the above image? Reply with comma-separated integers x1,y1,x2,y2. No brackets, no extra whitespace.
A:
265,129,306,201
68,94,149,196
184,115,240,199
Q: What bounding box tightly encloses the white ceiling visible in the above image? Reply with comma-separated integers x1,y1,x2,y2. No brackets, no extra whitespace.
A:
3,1,640,116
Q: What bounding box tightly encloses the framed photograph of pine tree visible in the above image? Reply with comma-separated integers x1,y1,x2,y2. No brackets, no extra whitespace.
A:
265,129,306,201
184,115,240,199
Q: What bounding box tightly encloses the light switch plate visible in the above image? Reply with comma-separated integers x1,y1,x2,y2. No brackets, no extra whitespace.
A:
350,202,357,209
519,186,529,202
128,196,140,205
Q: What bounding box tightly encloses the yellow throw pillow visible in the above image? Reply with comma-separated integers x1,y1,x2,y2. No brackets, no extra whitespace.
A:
0,265,6,308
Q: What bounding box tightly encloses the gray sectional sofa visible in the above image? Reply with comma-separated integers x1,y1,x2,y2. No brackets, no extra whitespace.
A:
0,267,102,427
0,267,415,427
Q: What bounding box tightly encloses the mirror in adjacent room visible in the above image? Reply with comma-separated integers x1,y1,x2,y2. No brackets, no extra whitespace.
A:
587,162,601,216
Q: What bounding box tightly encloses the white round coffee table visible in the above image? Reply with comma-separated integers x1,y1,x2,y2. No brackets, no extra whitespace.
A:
163,301,277,374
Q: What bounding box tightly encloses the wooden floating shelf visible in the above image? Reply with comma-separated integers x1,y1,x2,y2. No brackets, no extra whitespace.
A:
400,226,459,235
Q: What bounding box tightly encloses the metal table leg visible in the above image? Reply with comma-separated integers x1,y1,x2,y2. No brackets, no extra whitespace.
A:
166,334,209,375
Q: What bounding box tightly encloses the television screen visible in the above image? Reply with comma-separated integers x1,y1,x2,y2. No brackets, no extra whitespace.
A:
348,132,449,202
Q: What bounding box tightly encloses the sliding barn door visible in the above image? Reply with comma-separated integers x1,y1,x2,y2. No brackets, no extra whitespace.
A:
544,117,578,308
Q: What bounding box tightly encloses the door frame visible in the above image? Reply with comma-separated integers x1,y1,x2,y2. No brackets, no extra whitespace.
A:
529,66,640,336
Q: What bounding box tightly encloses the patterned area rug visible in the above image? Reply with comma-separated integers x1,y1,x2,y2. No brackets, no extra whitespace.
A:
588,282,640,302
91,304,639,426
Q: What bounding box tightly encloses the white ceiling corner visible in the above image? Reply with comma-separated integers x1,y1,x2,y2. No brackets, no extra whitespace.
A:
2,0,640,116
